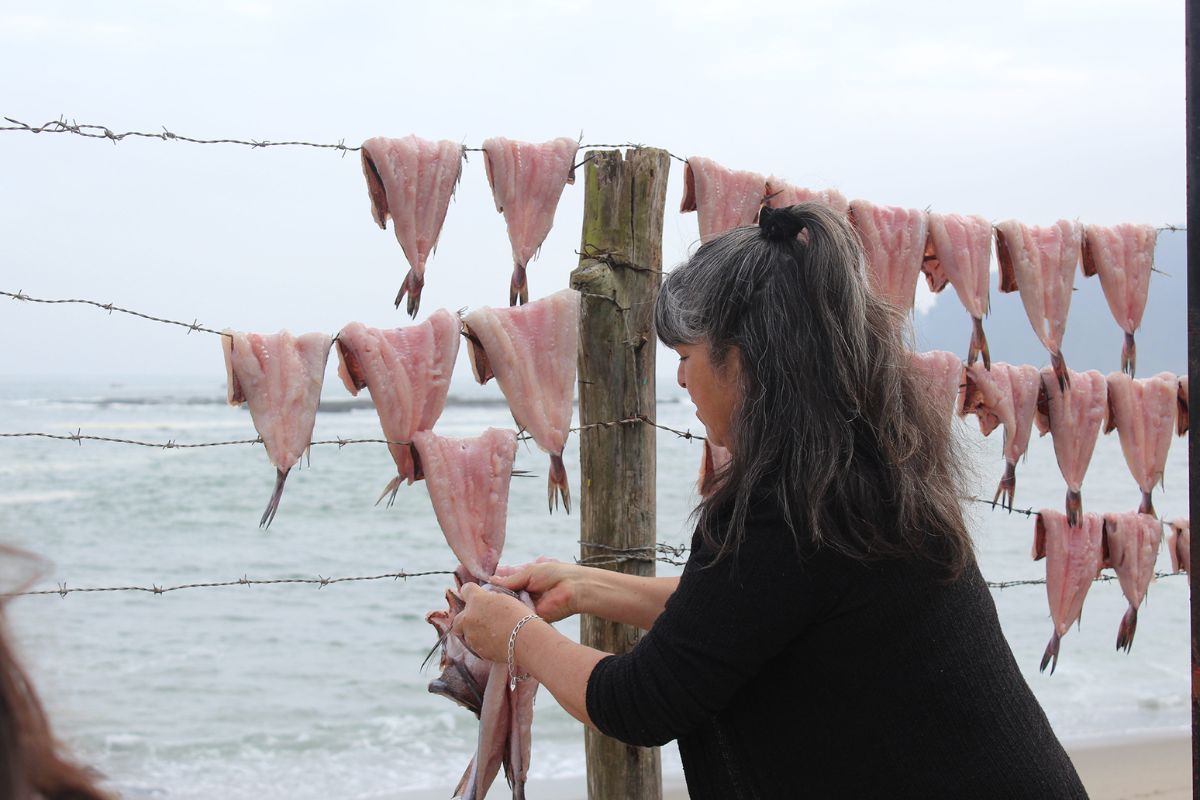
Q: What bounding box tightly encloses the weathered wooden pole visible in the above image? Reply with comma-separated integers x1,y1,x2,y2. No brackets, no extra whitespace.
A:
571,147,670,800
1186,0,1197,793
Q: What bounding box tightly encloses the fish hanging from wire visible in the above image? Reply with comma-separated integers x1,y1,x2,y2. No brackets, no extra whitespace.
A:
849,201,929,313
922,213,995,369
1033,509,1104,674
334,310,461,505
360,135,464,317
481,136,580,306
1101,511,1161,653
680,156,767,243
222,330,331,527
960,362,1041,511
1102,371,1177,517
1081,223,1157,377
909,350,963,422
765,176,849,216
1035,368,1107,526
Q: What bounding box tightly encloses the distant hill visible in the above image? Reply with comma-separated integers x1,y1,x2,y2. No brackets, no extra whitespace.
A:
912,229,1186,377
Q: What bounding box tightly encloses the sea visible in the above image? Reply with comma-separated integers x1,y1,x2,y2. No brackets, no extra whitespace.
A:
1,374,1191,799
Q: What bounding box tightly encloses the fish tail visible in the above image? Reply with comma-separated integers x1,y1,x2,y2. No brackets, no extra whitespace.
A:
1116,606,1138,653
510,263,528,306
548,452,571,514
409,443,424,482
376,476,402,508
967,317,991,370
395,269,423,318
1121,332,1136,377
454,757,476,799
1066,489,1083,528
1039,630,1060,674
463,325,495,384
1050,350,1069,392
1139,491,1155,518
993,461,1017,511
259,468,289,528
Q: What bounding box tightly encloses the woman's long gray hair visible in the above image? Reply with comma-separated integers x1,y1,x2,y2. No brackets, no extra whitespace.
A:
656,202,972,576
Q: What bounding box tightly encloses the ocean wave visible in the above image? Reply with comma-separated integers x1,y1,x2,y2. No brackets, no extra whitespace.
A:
0,489,83,506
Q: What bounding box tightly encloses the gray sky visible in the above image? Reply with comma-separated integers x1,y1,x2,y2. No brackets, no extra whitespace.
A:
0,0,1186,387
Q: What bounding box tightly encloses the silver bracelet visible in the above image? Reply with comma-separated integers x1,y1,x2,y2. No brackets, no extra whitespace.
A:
507,612,542,691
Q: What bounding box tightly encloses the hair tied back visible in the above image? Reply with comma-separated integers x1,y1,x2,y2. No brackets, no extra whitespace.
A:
758,205,805,242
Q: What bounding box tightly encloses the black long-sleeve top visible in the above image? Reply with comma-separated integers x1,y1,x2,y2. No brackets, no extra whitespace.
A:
585,499,1088,799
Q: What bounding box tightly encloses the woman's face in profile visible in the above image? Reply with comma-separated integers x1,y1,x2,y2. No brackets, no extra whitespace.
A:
673,342,740,450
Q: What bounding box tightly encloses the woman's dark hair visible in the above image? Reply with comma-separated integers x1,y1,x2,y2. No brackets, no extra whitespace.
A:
656,202,972,576
0,547,112,799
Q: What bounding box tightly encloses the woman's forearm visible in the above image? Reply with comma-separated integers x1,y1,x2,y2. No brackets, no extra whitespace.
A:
576,571,679,630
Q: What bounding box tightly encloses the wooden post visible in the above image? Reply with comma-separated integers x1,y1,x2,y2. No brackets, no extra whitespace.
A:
571,147,670,800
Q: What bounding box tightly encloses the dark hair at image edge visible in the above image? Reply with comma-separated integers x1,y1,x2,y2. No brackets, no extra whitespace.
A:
656,203,973,577
0,546,112,799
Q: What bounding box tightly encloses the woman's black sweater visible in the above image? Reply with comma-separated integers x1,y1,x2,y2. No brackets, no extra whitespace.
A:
585,500,1088,799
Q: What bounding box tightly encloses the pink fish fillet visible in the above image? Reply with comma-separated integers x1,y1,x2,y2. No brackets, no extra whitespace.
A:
1034,368,1107,526
504,590,539,799
960,362,1040,510
909,350,963,421
425,591,490,717
360,136,463,317
1032,509,1103,674
1081,224,1157,376
223,330,331,528
335,310,461,505
1167,519,1190,579
413,428,518,582
455,660,511,800
680,156,767,243
995,220,1082,391
765,176,850,216
1101,512,1161,653
462,289,579,513
699,440,732,497
848,200,928,312
1178,377,1189,437
923,213,995,369
1102,372,1178,517
482,136,579,306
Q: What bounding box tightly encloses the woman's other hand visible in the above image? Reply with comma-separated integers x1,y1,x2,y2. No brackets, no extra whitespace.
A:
450,583,531,664
489,558,584,623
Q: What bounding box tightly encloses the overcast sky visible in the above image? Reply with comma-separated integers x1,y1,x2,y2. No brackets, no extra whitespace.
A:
0,1,1186,388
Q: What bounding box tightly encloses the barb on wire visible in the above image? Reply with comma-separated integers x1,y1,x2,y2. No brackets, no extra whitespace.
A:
3,290,227,337
578,142,689,163
987,571,1184,590
2,117,359,155
964,496,1038,517
4,569,457,598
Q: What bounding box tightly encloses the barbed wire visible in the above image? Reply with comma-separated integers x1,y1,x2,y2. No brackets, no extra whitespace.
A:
3,289,228,337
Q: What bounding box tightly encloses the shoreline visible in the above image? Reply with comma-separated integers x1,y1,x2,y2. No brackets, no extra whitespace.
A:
389,731,1192,800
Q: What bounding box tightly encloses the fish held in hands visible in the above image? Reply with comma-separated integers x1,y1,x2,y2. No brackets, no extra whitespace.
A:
462,289,579,513
681,156,767,243
223,330,331,528
960,362,1040,510
1102,512,1162,653
360,135,463,317
1103,372,1177,517
413,428,518,582
1035,368,1107,526
335,310,461,505
482,137,579,306
923,213,995,369
849,200,928,312
1033,510,1103,674
995,220,1082,391
1081,224,1157,376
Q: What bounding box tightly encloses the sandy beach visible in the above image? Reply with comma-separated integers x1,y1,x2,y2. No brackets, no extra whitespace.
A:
392,732,1192,799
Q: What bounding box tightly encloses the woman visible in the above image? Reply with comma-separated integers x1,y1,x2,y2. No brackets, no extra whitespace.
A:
452,203,1087,798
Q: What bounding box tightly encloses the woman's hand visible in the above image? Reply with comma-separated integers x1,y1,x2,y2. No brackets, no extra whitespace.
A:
450,583,532,664
489,558,586,623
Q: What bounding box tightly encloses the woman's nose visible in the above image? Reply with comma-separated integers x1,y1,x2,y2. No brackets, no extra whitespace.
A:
676,362,686,389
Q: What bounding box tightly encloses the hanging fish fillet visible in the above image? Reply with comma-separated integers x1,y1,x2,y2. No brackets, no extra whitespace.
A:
1081,224,1157,376
223,330,331,528
923,213,995,369
1034,368,1107,526
765,176,850,216
1101,511,1162,653
462,289,579,513
360,136,463,317
482,136,579,306
960,362,1040,510
1103,372,1177,517
414,428,518,582
504,589,539,799
848,200,928,312
1167,519,1190,579
909,350,963,421
680,156,767,243
1178,377,1189,436
1032,509,1103,674
335,310,461,505
994,220,1082,390
425,590,490,717
698,440,731,497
